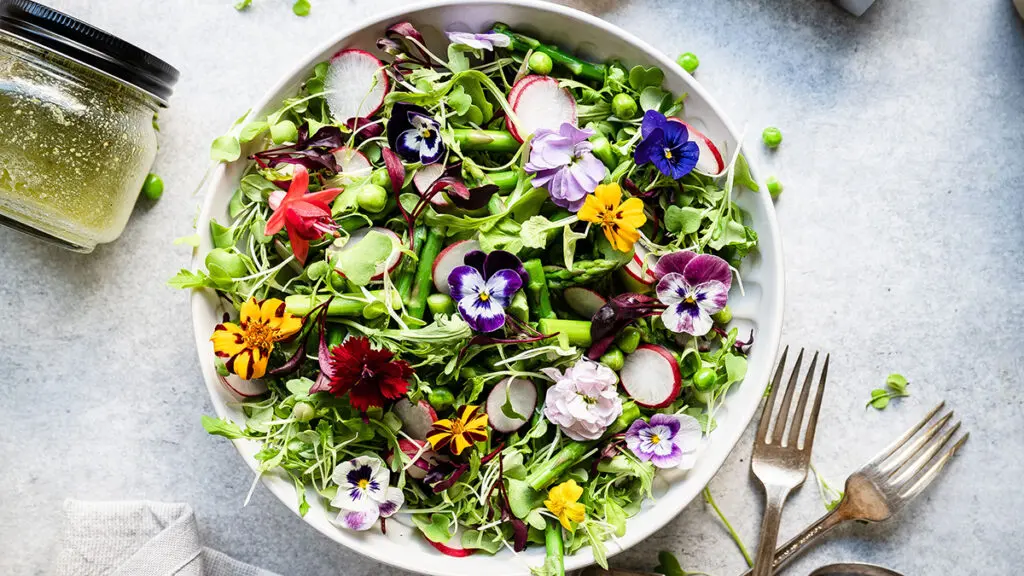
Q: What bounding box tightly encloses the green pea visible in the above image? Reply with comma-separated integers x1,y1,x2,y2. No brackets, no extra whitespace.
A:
370,168,391,189
766,176,784,199
293,402,315,422
762,126,783,148
427,293,455,317
141,173,164,200
329,272,347,291
599,348,625,371
428,388,455,411
611,93,638,119
713,305,733,325
305,260,331,281
615,327,641,354
676,52,700,74
693,367,717,391
271,120,298,144
356,184,388,213
205,248,247,278
528,52,553,75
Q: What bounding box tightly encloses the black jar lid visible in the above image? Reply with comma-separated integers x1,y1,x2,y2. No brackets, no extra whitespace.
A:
0,0,179,104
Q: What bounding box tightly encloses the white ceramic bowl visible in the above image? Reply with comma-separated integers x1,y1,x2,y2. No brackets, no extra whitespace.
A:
191,2,784,574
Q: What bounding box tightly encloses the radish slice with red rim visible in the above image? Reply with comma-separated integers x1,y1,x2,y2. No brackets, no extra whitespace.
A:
623,244,658,286
332,146,372,183
393,398,438,441
485,377,537,433
620,344,682,408
668,117,725,176
562,287,608,320
325,49,389,122
432,240,481,294
508,76,576,142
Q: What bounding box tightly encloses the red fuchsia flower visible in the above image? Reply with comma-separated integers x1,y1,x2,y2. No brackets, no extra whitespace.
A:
264,165,342,264
310,336,414,411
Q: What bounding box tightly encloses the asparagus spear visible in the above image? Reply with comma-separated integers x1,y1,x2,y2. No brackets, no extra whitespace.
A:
544,520,565,576
492,23,607,82
408,227,446,319
523,258,556,319
284,292,401,317
452,129,520,152
395,226,427,300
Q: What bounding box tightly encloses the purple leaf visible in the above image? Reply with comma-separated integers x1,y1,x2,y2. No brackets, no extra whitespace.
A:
587,293,666,359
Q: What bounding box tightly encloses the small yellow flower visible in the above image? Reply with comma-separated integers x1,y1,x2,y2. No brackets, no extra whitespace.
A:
577,183,647,252
544,479,586,530
427,404,489,455
210,297,302,380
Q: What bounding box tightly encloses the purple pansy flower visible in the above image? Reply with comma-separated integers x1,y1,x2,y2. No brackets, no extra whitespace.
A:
446,30,511,51
525,123,608,212
387,103,445,165
448,250,526,333
634,110,700,180
625,413,702,469
330,455,404,531
654,250,732,336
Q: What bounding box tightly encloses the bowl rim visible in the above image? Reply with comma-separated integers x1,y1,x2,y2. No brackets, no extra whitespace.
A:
190,0,785,573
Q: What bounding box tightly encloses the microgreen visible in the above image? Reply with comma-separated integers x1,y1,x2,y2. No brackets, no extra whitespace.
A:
867,372,911,410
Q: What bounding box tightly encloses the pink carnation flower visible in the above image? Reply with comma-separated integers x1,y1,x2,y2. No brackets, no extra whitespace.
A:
542,359,623,441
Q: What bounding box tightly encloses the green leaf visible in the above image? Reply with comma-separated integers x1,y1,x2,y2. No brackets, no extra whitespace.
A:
201,415,245,439
292,0,310,16
708,219,748,250
500,387,527,421
520,215,559,249
867,389,890,410
654,551,686,576
562,224,587,271
286,377,314,396
167,269,210,289
457,76,493,122
240,174,277,202
411,513,453,543
734,153,760,192
447,84,473,116
239,121,269,143
525,509,547,531
724,354,747,384
447,44,470,73
604,500,627,537
664,205,703,235
292,475,310,517
461,529,503,554
234,0,252,10
628,65,664,90
886,373,909,394
639,86,670,112
210,135,241,162
210,219,235,249
582,522,609,569
507,478,545,519
334,230,394,285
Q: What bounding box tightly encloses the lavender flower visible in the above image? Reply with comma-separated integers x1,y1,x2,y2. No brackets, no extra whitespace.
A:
654,251,732,336
542,359,623,441
525,123,608,211
448,250,527,333
446,31,511,51
330,455,404,531
634,110,700,179
387,103,445,165
625,413,702,469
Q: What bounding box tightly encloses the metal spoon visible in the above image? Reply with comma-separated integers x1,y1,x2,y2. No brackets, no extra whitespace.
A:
808,563,904,576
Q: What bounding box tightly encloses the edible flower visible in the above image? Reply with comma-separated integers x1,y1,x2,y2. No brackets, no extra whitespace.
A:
625,413,702,469
427,404,489,456
654,251,732,336
448,250,526,333
386,102,446,165
577,183,647,252
525,123,608,211
445,30,511,51
542,359,623,441
544,480,586,530
633,110,700,180
264,165,343,264
330,455,404,531
311,336,413,411
210,297,302,380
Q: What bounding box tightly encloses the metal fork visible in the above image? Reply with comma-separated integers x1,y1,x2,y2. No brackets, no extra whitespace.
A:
750,348,829,576
738,401,969,575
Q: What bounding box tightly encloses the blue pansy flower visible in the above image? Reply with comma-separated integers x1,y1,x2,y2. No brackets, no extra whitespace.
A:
633,110,700,179
447,250,527,333
387,103,446,165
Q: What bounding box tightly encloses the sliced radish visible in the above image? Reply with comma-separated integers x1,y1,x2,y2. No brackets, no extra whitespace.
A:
426,531,475,558
332,146,372,183
620,344,682,408
325,49,389,122
412,163,451,207
505,75,543,113
508,76,576,142
563,287,607,320
432,239,481,294
327,227,402,282
624,244,658,286
668,118,725,176
485,377,537,433
218,373,267,397
386,439,447,480
393,398,438,440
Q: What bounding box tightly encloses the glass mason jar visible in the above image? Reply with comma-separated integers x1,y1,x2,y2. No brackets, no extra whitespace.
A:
0,0,178,252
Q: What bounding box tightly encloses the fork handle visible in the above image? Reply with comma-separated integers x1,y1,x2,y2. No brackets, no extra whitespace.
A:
741,507,848,576
751,487,791,576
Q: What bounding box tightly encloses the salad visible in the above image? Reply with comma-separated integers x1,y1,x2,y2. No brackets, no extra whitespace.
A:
178,21,760,574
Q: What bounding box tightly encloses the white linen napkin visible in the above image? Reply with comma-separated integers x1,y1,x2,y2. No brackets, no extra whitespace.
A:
55,500,280,576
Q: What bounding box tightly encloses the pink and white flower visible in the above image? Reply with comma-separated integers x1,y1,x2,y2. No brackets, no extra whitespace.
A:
625,413,702,469
330,455,404,531
654,251,732,336
542,359,623,441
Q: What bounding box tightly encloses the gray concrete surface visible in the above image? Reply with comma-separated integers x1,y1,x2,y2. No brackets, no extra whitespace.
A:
1,0,1022,574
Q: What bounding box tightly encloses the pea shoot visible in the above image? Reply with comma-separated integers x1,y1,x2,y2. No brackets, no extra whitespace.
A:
867,373,911,410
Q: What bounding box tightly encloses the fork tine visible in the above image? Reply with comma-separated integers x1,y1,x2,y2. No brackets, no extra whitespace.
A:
889,420,961,487
898,433,969,501
863,402,946,472
879,411,954,476
800,353,829,452
770,349,805,444
787,351,819,448
757,346,789,441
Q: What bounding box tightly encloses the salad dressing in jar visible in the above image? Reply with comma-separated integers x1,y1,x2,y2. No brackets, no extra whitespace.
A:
0,0,178,251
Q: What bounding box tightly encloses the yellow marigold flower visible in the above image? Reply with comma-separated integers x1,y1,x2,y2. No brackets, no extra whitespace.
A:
427,404,489,455
545,479,586,530
577,183,647,252
210,297,302,380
